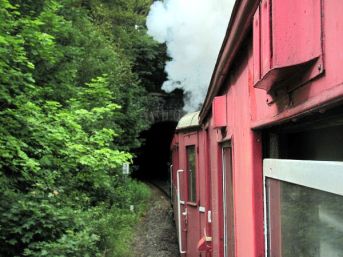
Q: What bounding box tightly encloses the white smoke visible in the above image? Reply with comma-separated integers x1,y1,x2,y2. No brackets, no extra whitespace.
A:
146,0,235,112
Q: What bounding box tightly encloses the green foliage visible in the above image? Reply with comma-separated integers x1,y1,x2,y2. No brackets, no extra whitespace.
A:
0,0,156,256
24,229,101,257
84,0,168,93
93,181,151,257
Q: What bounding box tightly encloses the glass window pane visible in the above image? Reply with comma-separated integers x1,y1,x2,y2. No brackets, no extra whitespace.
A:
187,146,196,202
267,178,343,257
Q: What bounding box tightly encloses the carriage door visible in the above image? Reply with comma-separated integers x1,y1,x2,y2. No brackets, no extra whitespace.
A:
222,142,235,257
185,133,200,257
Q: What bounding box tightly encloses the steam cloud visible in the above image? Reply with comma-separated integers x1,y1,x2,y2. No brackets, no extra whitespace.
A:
146,0,235,112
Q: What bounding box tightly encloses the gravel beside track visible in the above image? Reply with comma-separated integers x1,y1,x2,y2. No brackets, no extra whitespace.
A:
131,183,180,257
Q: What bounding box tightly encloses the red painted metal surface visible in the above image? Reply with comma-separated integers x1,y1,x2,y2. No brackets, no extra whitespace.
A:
272,0,322,68
198,130,212,256
212,96,227,128
260,0,271,78
253,0,324,92
253,6,261,85
171,1,343,257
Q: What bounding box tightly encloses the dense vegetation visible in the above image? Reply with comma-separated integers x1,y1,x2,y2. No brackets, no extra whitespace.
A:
0,0,166,256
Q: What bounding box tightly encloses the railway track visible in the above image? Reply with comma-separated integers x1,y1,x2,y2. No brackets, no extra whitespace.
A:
144,180,171,198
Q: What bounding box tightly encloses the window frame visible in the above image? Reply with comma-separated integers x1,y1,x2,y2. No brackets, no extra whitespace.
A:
186,145,197,204
221,141,235,257
263,159,343,257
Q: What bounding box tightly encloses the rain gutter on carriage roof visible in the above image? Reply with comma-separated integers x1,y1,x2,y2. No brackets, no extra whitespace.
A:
199,0,259,124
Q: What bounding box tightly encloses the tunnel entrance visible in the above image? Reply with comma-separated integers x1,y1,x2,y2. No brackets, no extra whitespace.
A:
132,121,177,181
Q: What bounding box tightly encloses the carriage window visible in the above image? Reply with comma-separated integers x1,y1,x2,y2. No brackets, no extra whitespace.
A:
264,159,343,257
186,145,196,203
222,145,235,257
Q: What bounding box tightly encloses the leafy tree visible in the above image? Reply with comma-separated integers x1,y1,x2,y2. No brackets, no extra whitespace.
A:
0,0,155,256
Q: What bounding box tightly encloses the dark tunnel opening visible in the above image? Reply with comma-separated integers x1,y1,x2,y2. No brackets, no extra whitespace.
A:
132,121,177,182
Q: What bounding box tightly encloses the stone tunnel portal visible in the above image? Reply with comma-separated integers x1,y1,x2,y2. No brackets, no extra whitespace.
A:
132,90,183,181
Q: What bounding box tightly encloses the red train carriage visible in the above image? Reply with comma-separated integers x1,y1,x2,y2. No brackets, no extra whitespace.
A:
171,0,343,257
171,112,212,256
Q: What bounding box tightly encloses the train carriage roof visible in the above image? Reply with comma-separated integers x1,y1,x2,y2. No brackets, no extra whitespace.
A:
176,111,200,131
